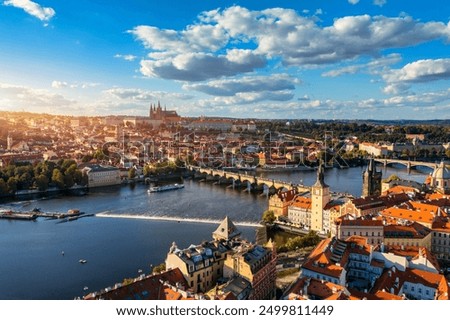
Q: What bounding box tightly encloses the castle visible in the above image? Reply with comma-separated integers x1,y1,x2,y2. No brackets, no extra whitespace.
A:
149,101,181,123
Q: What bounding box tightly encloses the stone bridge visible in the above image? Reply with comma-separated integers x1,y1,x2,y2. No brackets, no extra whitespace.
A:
188,166,311,194
373,158,438,171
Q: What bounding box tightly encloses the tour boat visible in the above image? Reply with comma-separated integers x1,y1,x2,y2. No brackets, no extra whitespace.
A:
148,183,185,193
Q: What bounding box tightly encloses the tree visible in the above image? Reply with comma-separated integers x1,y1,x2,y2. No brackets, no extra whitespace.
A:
262,210,276,224
0,178,8,195
7,177,17,194
64,173,74,188
152,263,166,274
34,174,49,192
52,169,65,189
17,172,33,190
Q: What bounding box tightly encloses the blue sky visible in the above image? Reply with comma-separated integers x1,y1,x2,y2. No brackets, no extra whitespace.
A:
1,0,449,120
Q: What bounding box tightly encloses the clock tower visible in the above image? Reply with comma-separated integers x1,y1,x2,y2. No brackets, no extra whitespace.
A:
311,161,330,232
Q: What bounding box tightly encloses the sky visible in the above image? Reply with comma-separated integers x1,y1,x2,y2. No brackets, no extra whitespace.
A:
0,0,449,120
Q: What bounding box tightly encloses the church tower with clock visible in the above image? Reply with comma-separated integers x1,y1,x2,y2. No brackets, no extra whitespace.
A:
311,161,330,232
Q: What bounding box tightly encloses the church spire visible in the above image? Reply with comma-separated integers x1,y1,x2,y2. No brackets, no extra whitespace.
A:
314,160,328,188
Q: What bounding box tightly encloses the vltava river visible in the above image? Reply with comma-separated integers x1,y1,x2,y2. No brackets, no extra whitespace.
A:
0,165,431,299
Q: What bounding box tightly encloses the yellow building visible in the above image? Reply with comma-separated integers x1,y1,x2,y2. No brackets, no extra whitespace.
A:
383,222,432,249
223,241,277,300
268,189,297,218
81,164,121,188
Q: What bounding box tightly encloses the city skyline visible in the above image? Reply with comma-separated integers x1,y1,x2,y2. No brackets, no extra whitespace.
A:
1,0,449,120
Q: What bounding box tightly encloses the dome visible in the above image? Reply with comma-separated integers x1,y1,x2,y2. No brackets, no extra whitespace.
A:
431,161,450,180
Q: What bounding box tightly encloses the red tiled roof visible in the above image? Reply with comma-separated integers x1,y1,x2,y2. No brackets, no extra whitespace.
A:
83,268,189,300
286,277,352,300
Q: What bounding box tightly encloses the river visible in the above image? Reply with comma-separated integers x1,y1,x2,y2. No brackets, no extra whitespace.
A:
0,164,432,299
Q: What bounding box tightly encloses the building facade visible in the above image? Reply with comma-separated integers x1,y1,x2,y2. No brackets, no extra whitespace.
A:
81,164,121,188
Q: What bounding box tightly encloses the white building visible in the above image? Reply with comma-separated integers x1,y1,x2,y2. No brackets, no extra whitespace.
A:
81,164,121,188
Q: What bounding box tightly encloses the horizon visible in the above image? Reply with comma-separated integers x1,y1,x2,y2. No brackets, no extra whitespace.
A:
3,109,450,123
1,1,449,120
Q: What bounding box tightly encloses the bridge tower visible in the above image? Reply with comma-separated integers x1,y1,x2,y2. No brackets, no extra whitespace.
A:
311,162,330,232
362,158,382,197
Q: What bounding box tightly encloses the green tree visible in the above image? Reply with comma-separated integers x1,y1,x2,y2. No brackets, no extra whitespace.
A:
7,176,17,194
0,178,8,195
18,172,33,190
73,169,83,185
64,173,75,188
52,169,65,189
262,210,276,224
35,174,49,192
152,263,166,274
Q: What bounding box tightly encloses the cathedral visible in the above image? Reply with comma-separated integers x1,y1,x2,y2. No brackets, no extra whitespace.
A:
149,101,181,123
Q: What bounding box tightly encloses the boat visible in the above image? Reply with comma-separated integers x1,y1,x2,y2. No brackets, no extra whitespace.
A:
79,259,87,264
0,210,37,220
148,183,185,193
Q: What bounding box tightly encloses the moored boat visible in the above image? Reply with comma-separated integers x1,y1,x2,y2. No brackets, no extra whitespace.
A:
0,210,37,220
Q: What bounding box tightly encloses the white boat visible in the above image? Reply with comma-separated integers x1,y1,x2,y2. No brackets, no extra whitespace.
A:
79,259,87,264
148,184,185,193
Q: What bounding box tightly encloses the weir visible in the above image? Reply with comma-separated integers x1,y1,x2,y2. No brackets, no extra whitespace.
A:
95,213,262,227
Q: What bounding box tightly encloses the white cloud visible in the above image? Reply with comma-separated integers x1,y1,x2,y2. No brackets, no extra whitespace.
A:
382,58,450,93
184,85,450,119
51,81,68,89
51,80,100,89
183,74,298,98
384,59,450,82
0,83,75,114
104,87,193,102
140,51,266,81
114,54,138,62
322,65,362,77
131,5,450,82
322,53,402,77
373,0,387,7
4,0,55,21
348,0,360,4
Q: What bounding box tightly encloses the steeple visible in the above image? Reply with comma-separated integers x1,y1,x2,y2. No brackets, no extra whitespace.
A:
362,158,382,197
314,161,328,188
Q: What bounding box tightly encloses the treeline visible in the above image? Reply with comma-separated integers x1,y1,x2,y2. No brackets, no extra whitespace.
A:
258,120,450,144
0,159,87,195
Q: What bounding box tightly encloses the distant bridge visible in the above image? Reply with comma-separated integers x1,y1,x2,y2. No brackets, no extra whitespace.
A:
187,166,311,195
373,158,439,171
